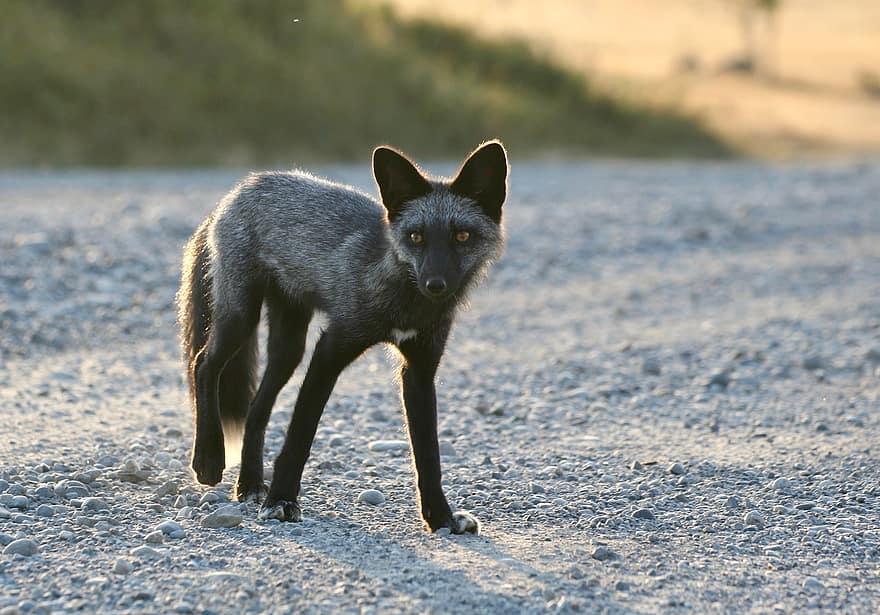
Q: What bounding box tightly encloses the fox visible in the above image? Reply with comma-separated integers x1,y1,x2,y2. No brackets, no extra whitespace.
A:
177,140,508,534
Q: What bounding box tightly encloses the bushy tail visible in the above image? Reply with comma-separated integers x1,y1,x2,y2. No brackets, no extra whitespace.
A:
177,219,257,464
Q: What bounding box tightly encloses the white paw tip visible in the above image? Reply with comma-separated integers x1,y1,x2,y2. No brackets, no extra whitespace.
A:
452,511,480,535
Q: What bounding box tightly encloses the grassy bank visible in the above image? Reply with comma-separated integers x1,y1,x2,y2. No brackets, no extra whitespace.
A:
0,0,731,166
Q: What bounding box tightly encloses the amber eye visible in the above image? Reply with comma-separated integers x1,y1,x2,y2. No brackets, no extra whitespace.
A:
409,231,424,244
455,230,470,243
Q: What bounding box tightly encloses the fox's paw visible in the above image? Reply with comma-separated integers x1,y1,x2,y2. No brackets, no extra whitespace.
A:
235,477,267,505
258,499,302,522
433,511,480,535
450,510,480,534
191,444,225,486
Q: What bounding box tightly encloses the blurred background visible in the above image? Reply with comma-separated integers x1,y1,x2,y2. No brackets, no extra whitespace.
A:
1,0,878,167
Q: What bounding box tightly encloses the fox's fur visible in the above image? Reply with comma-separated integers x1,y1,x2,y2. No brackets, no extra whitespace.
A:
177,141,508,533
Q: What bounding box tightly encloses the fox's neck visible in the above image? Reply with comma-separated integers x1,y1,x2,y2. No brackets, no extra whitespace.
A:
368,244,456,330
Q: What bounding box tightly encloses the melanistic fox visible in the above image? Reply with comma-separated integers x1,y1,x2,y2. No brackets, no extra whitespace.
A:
177,141,508,533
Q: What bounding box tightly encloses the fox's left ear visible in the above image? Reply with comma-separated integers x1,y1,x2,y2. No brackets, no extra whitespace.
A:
450,140,508,223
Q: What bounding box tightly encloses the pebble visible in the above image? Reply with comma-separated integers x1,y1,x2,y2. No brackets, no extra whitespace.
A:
801,356,824,371
591,546,618,561
131,545,162,559
156,520,185,539
668,463,686,475
156,480,180,497
357,489,386,506
632,508,655,521
0,532,15,546
641,358,662,376
706,371,730,389
201,505,244,528
439,441,457,457
367,440,409,453
10,495,29,509
3,538,39,556
770,477,791,492
198,492,220,506
743,510,764,528
81,497,108,512
113,559,132,575
35,504,55,517
529,482,545,494
802,577,824,592
144,531,165,544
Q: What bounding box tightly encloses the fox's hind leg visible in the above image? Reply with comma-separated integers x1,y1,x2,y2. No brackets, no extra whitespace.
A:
193,294,262,485
236,296,312,503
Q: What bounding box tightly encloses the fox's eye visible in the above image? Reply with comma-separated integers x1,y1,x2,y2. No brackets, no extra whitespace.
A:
455,230,470,243
409,231,424,245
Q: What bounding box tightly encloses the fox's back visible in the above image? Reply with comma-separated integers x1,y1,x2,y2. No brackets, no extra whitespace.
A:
208,171,390,315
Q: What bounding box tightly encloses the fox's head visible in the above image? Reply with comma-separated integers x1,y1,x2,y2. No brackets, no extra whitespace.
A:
373,140,508,302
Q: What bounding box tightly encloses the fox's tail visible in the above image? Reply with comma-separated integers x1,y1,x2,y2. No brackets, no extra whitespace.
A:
177,220,257,463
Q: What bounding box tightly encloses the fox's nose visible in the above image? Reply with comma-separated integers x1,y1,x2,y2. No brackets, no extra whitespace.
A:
425,277,447,296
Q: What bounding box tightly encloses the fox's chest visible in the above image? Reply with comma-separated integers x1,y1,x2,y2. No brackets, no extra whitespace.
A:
389,328,418,345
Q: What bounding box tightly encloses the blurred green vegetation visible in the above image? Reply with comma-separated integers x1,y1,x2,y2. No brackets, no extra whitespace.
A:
0,0,731,166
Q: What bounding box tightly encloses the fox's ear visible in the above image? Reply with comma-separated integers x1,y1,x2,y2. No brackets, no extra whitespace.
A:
373,146,432,222
450,140,508,223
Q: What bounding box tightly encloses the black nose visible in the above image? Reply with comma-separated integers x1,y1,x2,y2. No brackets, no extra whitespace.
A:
425,277,447,296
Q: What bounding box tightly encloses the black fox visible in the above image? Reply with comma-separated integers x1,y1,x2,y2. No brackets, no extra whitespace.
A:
177,141,508,533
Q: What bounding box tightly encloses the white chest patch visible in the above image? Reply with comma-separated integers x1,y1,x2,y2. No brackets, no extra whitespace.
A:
390,328,418,344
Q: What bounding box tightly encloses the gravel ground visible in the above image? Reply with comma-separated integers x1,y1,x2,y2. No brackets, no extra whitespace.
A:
1,160,879,614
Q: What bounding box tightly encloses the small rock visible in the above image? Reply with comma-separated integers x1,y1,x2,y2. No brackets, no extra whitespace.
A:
439,441,457,457
131,545,162,559
144,531,164,544
630,460,644,471
113,558,132,575
801,356,824,371
770,477,791,492
4,538,38,556
706,371,730,389
9,495,29,509
0,532,14,546
35,504,55,517
156,520,185,539
743,510,764,528
802,577,824,592
641,358,662,376
725,496,740,509
156,480,179,498
668,463,686,475
357,489,386,506
529,482,545,494
81,497,108,512
201,505,243,528
198,492,220,506
367,440,409,453
614,580,630,592
591,546,618,561
632,508,655,521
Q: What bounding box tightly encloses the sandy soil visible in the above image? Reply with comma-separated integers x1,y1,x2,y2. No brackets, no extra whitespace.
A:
1,160,879,613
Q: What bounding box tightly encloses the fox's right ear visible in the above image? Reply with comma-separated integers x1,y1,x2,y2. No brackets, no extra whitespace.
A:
373,146,432,222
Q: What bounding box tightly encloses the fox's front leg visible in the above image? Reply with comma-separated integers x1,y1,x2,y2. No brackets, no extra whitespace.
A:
259,327,367,521
399,333,479,535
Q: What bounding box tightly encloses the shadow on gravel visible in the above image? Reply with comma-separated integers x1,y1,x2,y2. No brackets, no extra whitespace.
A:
271,516,604,611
